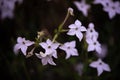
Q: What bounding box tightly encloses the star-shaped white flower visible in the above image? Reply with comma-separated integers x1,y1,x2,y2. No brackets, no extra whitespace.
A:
74,0,90,17
35,51,56,66
86,38,102,54
59,41,79,59
86,23,98,40
39,39,59,58
67,20,87,41
89,58,111,76
0,0,23,19
103,1,118,19
13,37,34,55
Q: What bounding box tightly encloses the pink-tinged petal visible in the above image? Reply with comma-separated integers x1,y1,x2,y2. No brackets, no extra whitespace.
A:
89,61,98,68
52,50,58,58
41,57,48,65
88,23,94,28
68,24,76,28
74,1,81,9
35,52,46,59
70,41,76,48
25,41,34,46
71,49,79,56
17,37,24,43
51,43,59,49
67,29,76,35
96,46,102,54
88,44,95,52
21,45,27,55
40,42,47,49
13,44,21,54
59,45,65,51
48,57,56,66
97,66,103,76
65,51,71,59
86,38,93,44
82,8,88,17
46,39,52,45
108,10,116,19
75,20,82,27
35,53,43,59
76,32,83,41
80,26,87,32
102,62,111,72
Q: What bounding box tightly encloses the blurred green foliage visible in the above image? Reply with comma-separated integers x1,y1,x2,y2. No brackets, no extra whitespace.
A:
0,0,120,80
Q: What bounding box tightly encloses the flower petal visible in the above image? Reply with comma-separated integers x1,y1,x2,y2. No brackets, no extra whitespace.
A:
67,29,76,35
76,32,83,41
80,26,87,32
17,37,24,43
21,45,27,55
102,62,111,72
68,24,76,28
25,41,34,46
51,43,59,49
40,42,47,49
13,44,21,54
69,41,76,48
88,44,95,52
89,61,98,68
41,57,48,65
97,66,103,76
75,20,82,27
48,57,56,66
65,51,71,59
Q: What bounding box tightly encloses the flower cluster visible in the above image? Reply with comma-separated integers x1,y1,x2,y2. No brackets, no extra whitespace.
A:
93,0,120,19
13,7,111,76
0,0,23,19
74,0,120,19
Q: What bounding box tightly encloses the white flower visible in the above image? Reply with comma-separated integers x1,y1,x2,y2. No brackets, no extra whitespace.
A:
86,38,102,54
74,0,90,17
35,52,56,66
103,1,118,19
0,0,15,19
0,0,23,19
67,20,87,41
13,37,34,55
89,59,111,76
86,23,98,40
39,39,59,58
59,41,79,59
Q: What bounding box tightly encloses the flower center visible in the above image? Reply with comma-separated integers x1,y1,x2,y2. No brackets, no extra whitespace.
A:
48,46,51,49
99,62,102,65
22,41,25,44
75,28,78,30
90,30,93,33
94,42,96,45
67,46,71,49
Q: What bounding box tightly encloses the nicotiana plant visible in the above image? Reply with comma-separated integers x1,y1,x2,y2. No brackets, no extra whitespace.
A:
13,7,111,76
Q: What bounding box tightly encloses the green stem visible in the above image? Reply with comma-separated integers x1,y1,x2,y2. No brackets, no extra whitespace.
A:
52,10,70,42
52,33,58,42
58,11,70,31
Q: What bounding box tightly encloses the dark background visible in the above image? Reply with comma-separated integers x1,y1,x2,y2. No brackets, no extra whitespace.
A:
0,0,120,80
